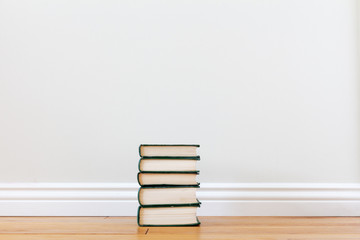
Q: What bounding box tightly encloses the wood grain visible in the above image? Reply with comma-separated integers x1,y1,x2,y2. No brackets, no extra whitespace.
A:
0,217,358,240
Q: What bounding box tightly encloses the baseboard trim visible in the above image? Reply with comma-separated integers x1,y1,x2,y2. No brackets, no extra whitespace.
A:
0,182,359,216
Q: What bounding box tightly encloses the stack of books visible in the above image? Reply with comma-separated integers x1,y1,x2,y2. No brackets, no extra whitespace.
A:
137,144,201,227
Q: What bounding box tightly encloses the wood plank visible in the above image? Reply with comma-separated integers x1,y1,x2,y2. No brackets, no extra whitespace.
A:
0,217,358,240
1,235,360,240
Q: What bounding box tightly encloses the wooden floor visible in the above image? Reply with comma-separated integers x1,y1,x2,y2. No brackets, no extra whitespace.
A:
0,217,359,240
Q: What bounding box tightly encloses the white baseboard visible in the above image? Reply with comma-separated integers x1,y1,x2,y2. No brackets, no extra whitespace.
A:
0,182,359,216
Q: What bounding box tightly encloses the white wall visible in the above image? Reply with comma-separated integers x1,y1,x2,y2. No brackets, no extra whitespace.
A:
0,0,358,183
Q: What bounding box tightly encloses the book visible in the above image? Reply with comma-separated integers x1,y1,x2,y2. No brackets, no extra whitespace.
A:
138,185,200,207
137,171,199,186
139,144,200,157
138,156,200,172
137,143,201,227
137,206,200,227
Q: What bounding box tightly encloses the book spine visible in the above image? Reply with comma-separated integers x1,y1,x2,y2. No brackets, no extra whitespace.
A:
138,145,143,157
138,158,141,172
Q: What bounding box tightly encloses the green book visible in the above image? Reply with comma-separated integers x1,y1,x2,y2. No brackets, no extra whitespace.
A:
139,144,200,157
138,156,200,172
137,171,200,187
137,205,201,227
138,185,201,207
